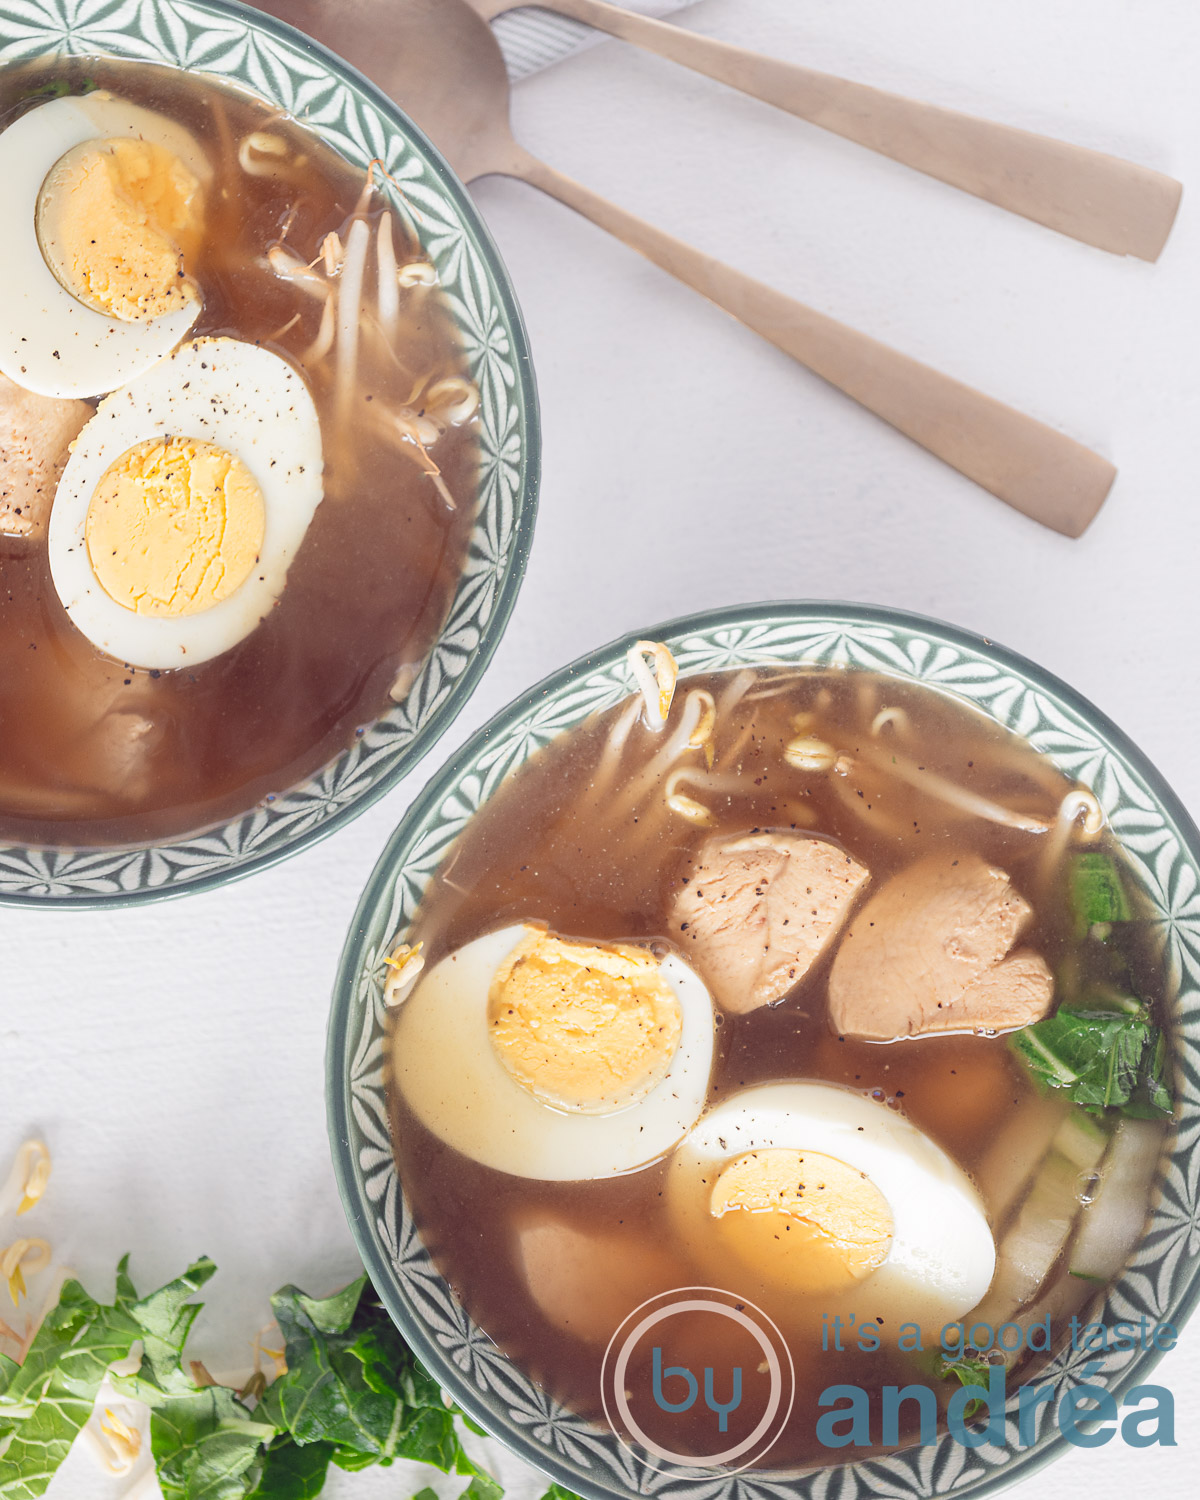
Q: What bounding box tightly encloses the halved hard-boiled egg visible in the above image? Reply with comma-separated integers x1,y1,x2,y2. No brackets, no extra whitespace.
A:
0,92,210,399
667,1083,995,1336
391,924,716,1180
48,337,323,669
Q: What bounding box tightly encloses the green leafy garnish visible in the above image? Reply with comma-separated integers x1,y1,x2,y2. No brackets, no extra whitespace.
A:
0,1254,216,1499
1010,997,1173,1119
937,1352,991,1419
0,1258,582,1500
151,1386,276,1500
245,1436,335,1499
1070,852,1132,935
260,1275,479,1476
19,76,98,101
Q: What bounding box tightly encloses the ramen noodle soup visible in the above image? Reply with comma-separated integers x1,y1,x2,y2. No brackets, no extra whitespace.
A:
385,650,1172,1468
0,58,479,845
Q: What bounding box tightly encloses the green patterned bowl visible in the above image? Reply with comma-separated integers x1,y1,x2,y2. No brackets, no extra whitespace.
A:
0,0,539,906
330,601,1200,1500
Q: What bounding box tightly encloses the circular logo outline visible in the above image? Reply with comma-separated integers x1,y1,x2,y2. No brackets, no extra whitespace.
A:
599,1286,796,1473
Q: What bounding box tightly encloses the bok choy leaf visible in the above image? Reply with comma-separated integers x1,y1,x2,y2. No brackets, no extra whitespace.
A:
1010,998,1173,1120
0,1257,579,1500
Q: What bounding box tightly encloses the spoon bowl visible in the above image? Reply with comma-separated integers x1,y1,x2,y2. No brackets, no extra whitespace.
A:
258,0,512,180
256,0,1117,536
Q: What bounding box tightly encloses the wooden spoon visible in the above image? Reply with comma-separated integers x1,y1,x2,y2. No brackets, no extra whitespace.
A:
479,0,1181,263
254,0,1118,535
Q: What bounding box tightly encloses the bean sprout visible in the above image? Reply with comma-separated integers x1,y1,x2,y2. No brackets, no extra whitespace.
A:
663,766,818,825
334,217,370,430
0,1313,24,1356
1,1139,51,1216
855,743,1055,834
740,667,815,702
870,707,912,738
784,735,837,773
827,757,912,838
266,245,328,298
610,690,708,819
389,662,420,703
377,213,399,337
354,158,419,244
687,689,717,768
264,156,476,510
1035,787,1106,893
973,737,1073,796
267,311,302,342
302,291,336,364
238,130,289,175
277,201,300,242
95,1408,142,1475
320,231,345,275
426,377,480,426
384,409,446,460
627,641,678,731
384,940,425,1006
2,1238,50,1304
715,668,756,719
371,411,458,509
665,786,715,826
589,695,643,804
666,767,770,799
1057,788,1104,841
855,676,879,722
398,260,438,288
237,132,306,181
715,718,757,773
254,1324,288,1379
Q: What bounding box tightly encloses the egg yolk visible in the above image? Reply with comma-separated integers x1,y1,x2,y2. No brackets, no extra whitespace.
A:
488,932,682,1113
85,436,265,618
37,137,203,321
710,1148,893,1293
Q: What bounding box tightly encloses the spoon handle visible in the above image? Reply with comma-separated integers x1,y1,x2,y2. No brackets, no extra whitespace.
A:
504,145,1114,535
482,0,1180,262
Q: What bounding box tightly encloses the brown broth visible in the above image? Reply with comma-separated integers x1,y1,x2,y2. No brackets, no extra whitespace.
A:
0,58,477,844
388,667,1169,1467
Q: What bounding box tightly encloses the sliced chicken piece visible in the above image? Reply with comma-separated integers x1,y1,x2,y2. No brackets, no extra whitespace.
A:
827,851,1054,1040
66,706,165,801
31,670,165,806
0,371,91,538
513,1211,678,1345
672,831,870,1015
954,949,1056,1031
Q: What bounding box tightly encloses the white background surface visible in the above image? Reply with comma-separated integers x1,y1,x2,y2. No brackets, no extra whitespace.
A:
4,1,1200,1496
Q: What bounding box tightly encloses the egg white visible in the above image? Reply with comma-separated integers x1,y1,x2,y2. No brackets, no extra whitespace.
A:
0,93,210,399
667,1083,996,1336
391,924,717,1180
48,337,324,669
